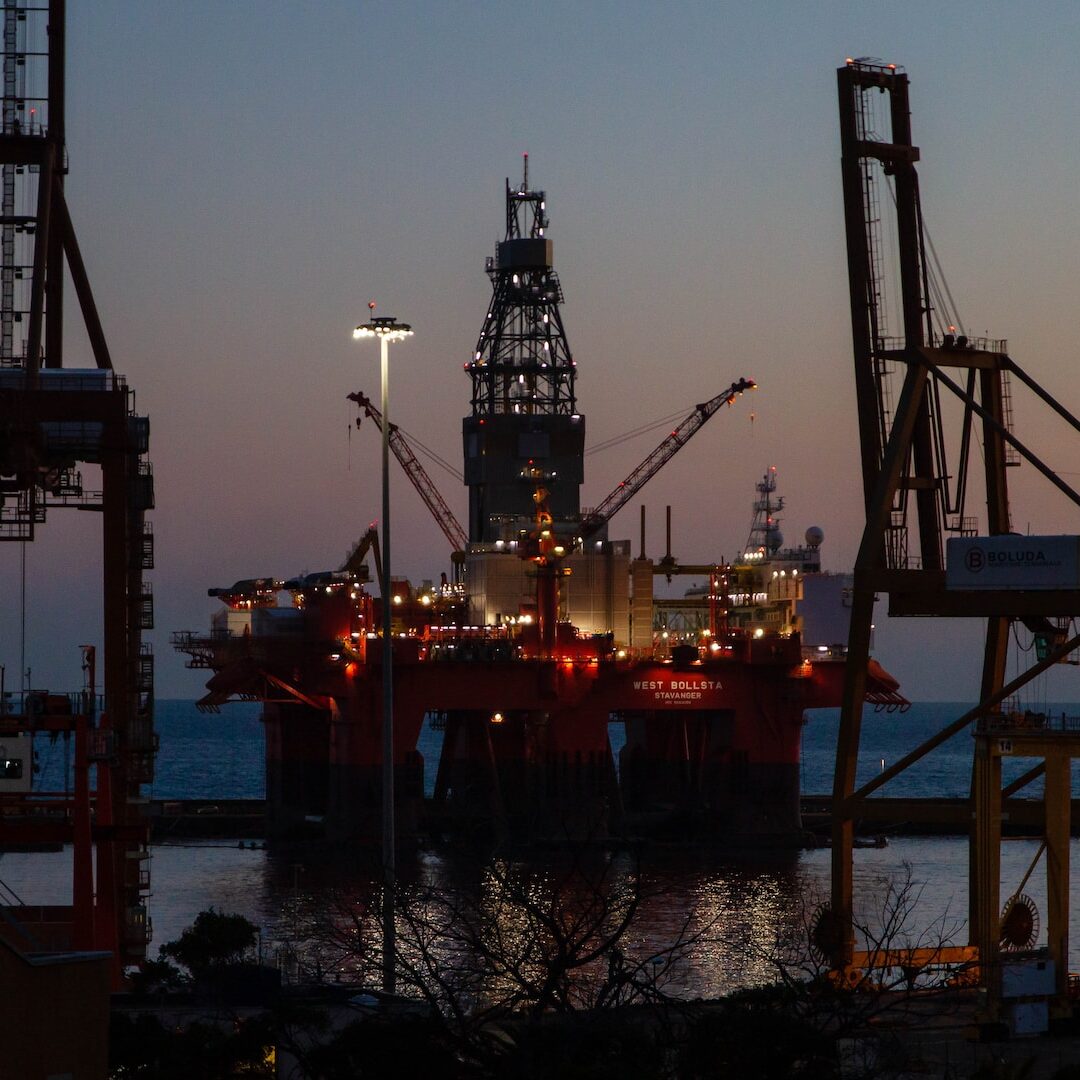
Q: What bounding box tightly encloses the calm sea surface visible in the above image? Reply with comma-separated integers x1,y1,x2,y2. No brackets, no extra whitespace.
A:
5,700,1079,994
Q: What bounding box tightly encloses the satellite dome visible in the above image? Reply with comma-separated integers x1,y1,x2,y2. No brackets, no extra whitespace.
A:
768,529,783,554
805,526,824,548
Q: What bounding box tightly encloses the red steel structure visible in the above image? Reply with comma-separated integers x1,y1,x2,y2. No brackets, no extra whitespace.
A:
177,166,903,846
0,0,154,985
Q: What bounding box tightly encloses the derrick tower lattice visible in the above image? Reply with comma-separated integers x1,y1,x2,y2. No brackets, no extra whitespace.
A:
467,154,577,418
463,157,585,543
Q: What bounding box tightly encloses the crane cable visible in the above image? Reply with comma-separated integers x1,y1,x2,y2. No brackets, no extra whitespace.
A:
586,404,702,457
398,428,462,482
398,403,708,475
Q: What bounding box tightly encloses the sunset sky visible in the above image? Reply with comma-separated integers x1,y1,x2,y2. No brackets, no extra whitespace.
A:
2,1,1079,702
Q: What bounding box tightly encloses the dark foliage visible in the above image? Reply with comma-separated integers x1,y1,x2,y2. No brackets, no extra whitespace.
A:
677,985,837,1080
490,1010,668,1080
297,1015,465,1080
109,1011,272,1079
159,907,258,978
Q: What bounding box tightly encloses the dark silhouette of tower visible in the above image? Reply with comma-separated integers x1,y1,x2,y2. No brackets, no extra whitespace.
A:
463,157,585,543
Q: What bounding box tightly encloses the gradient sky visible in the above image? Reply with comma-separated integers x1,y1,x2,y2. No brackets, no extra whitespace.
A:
2,1,1079,703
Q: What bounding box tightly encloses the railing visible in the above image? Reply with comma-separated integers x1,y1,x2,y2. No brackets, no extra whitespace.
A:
976,711,1080,734
874,334,1008,354
0,368,127,393
1,690,104,719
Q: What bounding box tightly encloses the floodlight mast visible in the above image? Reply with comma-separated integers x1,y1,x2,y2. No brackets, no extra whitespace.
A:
352,308,413,995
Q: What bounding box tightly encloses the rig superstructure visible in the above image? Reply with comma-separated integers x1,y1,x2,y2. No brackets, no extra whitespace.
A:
176,160,903,845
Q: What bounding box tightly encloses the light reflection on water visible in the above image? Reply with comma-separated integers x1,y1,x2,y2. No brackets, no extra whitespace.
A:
5,836,1078,995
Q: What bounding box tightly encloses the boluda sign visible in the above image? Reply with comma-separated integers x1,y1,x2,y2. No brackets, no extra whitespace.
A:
946,535,1080,591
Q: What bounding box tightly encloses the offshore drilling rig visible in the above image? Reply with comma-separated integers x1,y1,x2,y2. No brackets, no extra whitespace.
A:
177,158,905,846
0,1,155,986
825,59,1080,1029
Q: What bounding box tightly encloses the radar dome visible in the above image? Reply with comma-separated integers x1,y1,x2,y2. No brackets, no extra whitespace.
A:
805,526,824,548
768,530,783,554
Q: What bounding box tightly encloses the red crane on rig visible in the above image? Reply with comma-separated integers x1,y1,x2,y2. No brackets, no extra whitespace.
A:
349,377,756,555
579,377,756,541
348,390,469,553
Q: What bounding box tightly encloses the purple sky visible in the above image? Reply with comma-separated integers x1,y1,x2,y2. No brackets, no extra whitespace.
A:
2,1,1079,703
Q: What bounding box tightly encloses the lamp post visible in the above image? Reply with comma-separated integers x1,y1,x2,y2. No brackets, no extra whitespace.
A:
352,309,413,994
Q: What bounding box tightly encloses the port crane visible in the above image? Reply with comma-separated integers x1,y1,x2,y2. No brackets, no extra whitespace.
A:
350,377,755,555
831,58,1080,1018
0,0,155,985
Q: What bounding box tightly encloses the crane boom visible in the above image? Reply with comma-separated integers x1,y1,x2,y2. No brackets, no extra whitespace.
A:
348,391,470,553
581,378,756,540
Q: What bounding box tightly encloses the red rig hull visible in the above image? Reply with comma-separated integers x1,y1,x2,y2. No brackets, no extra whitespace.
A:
179,564,904,845
208,625,861,846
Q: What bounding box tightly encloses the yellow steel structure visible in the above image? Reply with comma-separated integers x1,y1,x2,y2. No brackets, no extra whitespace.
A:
834,59,1080,1017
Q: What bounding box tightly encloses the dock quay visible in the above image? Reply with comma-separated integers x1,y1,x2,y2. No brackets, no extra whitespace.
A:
150,799,265,839
149,796,1080,842
802,795,1080,838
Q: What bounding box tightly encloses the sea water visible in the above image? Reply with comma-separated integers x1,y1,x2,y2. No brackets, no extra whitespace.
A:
4,700,1078,995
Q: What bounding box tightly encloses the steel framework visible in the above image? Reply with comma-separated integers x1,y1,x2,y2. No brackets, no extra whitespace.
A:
832,59,1080,1013
466,154,576,418
0,0,154,984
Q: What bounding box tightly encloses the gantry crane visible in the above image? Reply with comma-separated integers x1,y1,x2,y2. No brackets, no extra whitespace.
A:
0,0,155,984
831,58,1080,1016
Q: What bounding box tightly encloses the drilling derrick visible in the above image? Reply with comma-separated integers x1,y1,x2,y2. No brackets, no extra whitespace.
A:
0,0,155,985
831,59,1080,1019
463,155,585,543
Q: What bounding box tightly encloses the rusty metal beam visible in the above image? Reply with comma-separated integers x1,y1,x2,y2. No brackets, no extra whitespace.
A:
833,359,932,964
53,186,112,370
971,736,1002,998
1002,762,1044,799
24,143,55,375
851,944,977,970
837,65,885,516
0,136,50,165
1004,356,1080,437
